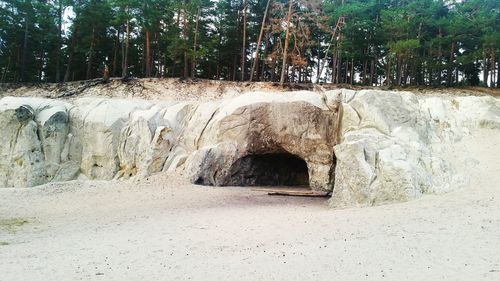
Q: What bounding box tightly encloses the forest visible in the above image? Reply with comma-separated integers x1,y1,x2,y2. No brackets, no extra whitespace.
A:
0,0,499,87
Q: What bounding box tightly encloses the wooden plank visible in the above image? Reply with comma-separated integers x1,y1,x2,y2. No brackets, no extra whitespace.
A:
267,191,329,197
251,187,310,192
251,188,329,197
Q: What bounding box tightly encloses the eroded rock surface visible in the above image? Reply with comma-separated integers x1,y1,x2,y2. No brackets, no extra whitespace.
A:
330,89,499,207
0,98,77,187
0,90,498,208
184,92,337,191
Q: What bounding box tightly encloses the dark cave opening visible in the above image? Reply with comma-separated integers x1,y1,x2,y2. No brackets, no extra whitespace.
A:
225,153,310,187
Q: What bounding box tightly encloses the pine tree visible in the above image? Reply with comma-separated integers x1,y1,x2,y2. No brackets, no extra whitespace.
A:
0,0,498,86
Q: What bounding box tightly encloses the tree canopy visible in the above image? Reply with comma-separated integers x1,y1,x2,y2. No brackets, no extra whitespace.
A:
0,0,499,87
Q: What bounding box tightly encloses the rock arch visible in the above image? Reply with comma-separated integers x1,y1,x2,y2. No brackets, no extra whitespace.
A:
186,93,338,192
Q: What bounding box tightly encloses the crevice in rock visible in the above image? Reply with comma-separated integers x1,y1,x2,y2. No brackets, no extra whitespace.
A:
195,107,219,148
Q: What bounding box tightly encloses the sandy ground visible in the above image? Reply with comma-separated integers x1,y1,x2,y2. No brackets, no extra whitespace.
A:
0,130,499,281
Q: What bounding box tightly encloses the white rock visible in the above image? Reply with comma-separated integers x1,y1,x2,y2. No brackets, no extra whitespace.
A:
0,90,498,210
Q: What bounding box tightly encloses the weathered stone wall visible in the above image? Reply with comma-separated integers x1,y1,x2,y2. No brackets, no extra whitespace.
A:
330,89,499,207
1,90,498,207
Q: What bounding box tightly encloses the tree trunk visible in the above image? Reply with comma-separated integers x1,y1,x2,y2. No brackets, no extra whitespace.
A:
447,40,455,87
317,39,321,81
64,1,82,82
156,32,162,77
483,48,488,85
122,29,126,73
122,7,130,79
437,27,442,85
145,31,151,77
232,54,237,81
86,28,95,80
344,60,348,84
1,54,11,82
362,59,368,85
491,47,496,88
280,0,293,85
250,0,271,81
298,65,302,83
260,32,270,81
350,58,354,84
64,33,76,82
336,51,342,84
15,47,21,82
497,59,500,88
183,0,189,78
21,16,29,82
112,29,120,77
316,17,345,83
270,36,277,81
331,49,337,83
216,21,223,80
38,49,45,82
386,56,391,86
192,7,201,79
56,0,63,82
370,58,375,86
396,54,401,85
240,0,247,81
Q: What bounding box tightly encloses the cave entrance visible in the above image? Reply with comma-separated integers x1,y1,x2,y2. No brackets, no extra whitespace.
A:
225,153,310,187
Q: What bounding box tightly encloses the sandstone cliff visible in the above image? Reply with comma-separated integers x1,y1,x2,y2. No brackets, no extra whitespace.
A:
1,89,498,207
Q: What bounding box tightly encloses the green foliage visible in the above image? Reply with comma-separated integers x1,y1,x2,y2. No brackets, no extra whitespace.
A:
0,0,498,87
387,39,420,55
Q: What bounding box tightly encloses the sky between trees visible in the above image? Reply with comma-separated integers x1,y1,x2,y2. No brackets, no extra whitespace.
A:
0,0,499,87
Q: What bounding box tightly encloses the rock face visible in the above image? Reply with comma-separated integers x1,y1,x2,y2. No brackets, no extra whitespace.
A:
0,98,78,187
330,90,499,207
0,90,498,208
183,92,337,191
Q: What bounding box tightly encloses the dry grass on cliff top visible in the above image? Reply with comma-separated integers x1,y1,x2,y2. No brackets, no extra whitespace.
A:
1,78,499,101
